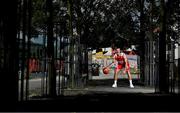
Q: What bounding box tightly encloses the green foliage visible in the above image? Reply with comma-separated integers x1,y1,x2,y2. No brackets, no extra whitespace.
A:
29,0,179,47
31,0,47,34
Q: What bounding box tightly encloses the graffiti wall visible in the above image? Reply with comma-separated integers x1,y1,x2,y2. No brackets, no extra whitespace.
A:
91,47,140,79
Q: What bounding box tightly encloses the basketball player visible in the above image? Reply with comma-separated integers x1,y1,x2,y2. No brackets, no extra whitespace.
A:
110,48,134,88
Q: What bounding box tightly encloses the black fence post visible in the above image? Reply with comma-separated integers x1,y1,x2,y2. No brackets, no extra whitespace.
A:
0,0,18,108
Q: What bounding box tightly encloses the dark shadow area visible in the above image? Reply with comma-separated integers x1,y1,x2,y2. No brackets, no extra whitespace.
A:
13,93,179,112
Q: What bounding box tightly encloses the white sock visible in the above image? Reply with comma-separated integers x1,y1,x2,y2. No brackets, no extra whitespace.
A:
114,80,117,85
129,80,133,85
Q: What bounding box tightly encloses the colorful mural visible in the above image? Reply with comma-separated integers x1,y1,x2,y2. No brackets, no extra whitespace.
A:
92,47,140,79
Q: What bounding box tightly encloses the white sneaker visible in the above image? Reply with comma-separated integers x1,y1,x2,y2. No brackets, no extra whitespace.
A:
112,84,117,88
130,84,134,88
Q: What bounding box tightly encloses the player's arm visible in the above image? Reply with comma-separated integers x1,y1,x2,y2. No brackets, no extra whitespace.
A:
107,54,117,68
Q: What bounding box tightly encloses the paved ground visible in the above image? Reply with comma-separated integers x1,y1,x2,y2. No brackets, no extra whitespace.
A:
63,80,155,96
14,78,179,112
14,91,179,112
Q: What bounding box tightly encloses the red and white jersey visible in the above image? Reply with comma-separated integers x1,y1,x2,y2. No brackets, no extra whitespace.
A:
113,52,130,71
114,53,126,65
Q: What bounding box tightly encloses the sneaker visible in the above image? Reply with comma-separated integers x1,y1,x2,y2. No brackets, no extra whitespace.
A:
112,84,117,88
130,84,134,88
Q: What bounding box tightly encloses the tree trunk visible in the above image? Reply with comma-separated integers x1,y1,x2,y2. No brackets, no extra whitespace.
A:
47,0,56,97
158,0,169,93
139,0,145,85
67,0,74,88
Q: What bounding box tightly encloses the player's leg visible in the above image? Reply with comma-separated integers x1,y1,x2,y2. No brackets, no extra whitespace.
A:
112,67,121,88
127,70,134,88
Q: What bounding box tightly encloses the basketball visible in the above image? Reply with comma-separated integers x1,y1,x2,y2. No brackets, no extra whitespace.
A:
103,67,110,75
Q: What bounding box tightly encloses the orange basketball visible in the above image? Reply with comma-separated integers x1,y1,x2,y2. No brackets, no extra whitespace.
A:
103,67,110,75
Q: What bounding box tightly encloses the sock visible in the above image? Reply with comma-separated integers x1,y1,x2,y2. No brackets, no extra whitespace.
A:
114,80,117,85
129,80,133,85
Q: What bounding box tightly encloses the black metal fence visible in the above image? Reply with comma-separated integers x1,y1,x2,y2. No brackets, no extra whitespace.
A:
144,32,179,94
14,0,89,101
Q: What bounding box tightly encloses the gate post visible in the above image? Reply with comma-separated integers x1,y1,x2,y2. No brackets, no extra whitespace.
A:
0,0,18,107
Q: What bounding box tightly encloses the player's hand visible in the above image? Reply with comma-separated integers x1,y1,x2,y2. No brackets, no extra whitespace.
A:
123,69,126,74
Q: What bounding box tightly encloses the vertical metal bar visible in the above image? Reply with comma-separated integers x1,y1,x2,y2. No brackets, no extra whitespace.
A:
155,37,160,92
148,41,150,85
57,0,61,95
85,45,88,86
58,31,61,95
172,41,175,93
77,44,79,88
178,44,180,94
150,41,152,86
62,48,66,91
17,30,20,101
17,0,21,101
43,33,47,96
25,0,32,100
55,24,58,95
58,36,61,95
62,37,66,93
76,40,78,88
41,33,45,96
77,41,79,88
150,41,153,86
60,37,64,94
21,0,27,101
153,41,155,86
74,40,76,88
169,43,171,93
144,42,148,85
67,38,70,88
45,33,48,95
17,0,22,101
80,44,83,88
59,36,61,95
41,65,43,96
170,43,173,93
67,37,70,88
44,0,48,96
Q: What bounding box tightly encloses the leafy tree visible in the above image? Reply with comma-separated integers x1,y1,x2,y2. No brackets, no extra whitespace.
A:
31,0,47,35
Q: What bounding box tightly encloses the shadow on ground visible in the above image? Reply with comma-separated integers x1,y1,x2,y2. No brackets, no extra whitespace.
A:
2,79,178,112
13,91,179,112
